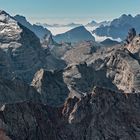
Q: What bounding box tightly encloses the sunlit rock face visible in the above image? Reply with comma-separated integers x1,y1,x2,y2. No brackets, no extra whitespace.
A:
63,36,140,93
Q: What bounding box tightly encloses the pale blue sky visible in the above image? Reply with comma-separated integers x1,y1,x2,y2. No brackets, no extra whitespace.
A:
0,0,140,24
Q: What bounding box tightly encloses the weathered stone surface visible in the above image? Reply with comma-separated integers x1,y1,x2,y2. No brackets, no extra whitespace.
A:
0,77,40,104
32,69,69,106
61,87,140,140
0,102,62,140
126,36,140,54
63,38,140,93
0,87,140,140
63,41,100,64
41,34,72,58
63,63,118,97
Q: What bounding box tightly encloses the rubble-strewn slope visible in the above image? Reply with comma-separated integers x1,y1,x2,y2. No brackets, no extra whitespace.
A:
0,87,140,140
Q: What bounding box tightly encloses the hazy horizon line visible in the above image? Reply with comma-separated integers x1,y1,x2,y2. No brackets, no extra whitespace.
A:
18,13,140,25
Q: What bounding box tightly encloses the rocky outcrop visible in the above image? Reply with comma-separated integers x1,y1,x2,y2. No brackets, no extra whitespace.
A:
60,87,140,140
126,36,140,54
63,63,118,97
32,69,69,106
63,37,140,93
41,34,72,58
63,41,100,64
125,28,136,44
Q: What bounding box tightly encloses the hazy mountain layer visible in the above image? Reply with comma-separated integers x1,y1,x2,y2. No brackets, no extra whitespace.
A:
54,26,95,43
93,14,140,40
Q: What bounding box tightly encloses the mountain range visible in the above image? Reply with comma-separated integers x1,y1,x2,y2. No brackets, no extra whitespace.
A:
86,20,110,27
93,14,140,40
38,22,83,28
37,20,110,28
1,10,140,140
14,14,140,42
14,15,96,43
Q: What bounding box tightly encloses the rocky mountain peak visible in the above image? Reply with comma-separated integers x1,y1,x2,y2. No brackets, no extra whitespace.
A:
14,15,27,23
0,11,66,83
54,26,95,43
14,15,51,39
126,36,140,55
0,10,13,22
125,28,136,44
0,10,22,43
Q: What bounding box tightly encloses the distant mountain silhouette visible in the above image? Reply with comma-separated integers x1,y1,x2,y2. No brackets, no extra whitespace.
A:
86,20,110,27
14,15,51,39
53,26,95,43
100,38,120,47
93,14,140,40
36,22,82,28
